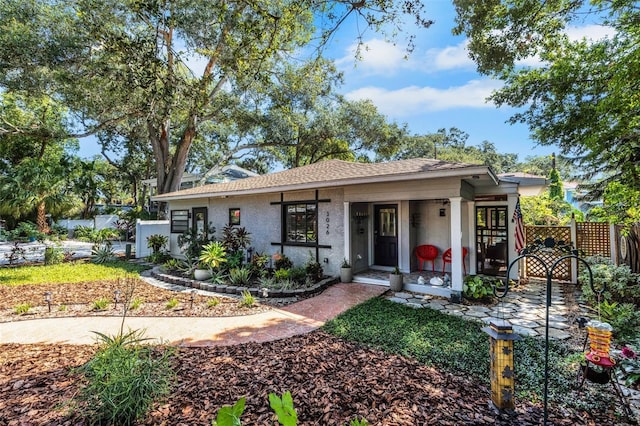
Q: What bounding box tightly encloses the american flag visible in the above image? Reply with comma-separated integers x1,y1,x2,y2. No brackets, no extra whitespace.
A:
513,198,525,254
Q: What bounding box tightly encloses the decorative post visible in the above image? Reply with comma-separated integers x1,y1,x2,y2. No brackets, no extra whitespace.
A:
483,320,520,410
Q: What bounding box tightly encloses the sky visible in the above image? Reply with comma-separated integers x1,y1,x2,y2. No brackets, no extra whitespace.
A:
78,2,612,164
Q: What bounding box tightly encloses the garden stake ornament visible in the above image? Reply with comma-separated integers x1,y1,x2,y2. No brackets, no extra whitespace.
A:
495,237,598,425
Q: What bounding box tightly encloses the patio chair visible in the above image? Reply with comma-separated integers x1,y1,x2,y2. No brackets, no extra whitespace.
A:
416,244,439,273
442,247,468,275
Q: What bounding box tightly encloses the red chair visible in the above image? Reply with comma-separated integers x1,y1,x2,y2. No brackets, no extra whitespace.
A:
442,247,468,275
416,245,438,272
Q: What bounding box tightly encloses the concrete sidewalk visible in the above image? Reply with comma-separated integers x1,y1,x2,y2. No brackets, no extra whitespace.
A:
0,283,388,347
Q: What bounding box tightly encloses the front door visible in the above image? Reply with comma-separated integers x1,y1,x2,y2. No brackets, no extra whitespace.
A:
192,207,208,235
374,204,398,267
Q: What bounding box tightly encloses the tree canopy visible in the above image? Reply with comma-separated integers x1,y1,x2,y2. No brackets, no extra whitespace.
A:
453,0,640,198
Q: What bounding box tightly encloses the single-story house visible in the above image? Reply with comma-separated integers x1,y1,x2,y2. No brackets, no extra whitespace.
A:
153,158,522,300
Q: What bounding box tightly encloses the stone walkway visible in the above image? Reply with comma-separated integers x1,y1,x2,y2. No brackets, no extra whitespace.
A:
387,279,574,340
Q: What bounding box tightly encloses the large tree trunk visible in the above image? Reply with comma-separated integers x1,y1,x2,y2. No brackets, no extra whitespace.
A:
36,201,49,234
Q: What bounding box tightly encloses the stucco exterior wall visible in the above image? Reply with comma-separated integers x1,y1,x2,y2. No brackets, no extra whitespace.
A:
167,188,346,277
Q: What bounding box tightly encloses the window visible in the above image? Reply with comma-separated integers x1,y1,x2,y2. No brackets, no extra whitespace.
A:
229,208,241,225
171,210,189,233
285,203,317,243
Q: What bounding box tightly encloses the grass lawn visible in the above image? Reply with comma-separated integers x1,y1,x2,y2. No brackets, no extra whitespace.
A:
0,261,149,286
323,297,614,413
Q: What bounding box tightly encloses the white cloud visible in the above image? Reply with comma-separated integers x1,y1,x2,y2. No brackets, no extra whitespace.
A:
344,79,503,118
566,24,616,42
336,38,475,76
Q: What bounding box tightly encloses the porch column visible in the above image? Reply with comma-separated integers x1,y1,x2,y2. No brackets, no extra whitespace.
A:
507,194,520,281
449,197,463,300
467,200,477,275
343,201,351,264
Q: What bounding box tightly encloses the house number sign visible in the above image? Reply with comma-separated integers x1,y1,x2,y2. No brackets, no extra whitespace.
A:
326,211,330,235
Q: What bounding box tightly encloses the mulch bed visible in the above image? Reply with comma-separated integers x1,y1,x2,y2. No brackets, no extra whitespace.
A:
1,330,631,426
0,278,272,322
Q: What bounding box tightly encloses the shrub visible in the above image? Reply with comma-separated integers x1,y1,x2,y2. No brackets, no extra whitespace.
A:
274,268,290,281
129,297,143,310
229,267,252,287
162,258,182,272
304,252,323,281
199,241,227,270
221,225,251,255
76,329,174,425
207,298,220,308
165,298,179,309
579,256,640,305
92,298,110,311
44,246,65,265
91,243,117,264
273,253,292,270
73,225,94,241
463,275,495,300
14,303,31,315
239,290,256,307
289,266,307,285
146,234,168,254
178,223,216,260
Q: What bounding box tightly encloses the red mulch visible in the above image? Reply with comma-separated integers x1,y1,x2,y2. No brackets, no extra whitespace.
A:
0,331,632,426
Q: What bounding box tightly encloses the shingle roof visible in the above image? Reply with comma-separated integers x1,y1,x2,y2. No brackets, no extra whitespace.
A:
153,158,492,201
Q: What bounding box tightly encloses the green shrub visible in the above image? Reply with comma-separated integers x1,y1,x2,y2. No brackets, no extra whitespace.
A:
239,290,256,307
14,303,31,315
146,234,168,254
463,275,495,300
76,329,173,425
92,243,117,264
289,266,307,284
579,256,640,305
274,268,290,281
163,258,182,272
129,297,143,310
44,246,65,265
229,267,252,287
165,298,179,309
146,251,171,264
273,253,292,270
207,298,220,308
73,225,94,241
92,298,110,311
199,241,227,270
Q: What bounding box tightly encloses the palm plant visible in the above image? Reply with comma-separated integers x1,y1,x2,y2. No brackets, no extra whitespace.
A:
198,242,227,270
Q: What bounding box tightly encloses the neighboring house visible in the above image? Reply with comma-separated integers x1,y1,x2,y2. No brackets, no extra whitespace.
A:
153,158,523,300
498,172,548,196
143,165,259,211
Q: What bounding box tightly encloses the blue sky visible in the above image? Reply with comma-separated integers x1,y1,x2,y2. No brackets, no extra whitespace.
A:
320,1,613,162
79,2,612,163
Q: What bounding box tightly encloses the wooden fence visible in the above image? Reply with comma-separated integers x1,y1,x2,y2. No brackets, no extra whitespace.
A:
617,224,640,273
523,222,616,280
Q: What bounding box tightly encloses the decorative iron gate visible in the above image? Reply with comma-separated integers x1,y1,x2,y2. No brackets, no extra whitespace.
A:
524,226,572,280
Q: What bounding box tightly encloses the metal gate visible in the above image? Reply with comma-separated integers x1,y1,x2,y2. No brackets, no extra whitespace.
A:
524,226,572,280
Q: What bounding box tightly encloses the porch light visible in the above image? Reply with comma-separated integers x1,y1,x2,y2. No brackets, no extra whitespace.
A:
44,291,52,313
113,289,122,309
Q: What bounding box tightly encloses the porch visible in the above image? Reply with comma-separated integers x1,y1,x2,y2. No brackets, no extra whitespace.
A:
352,268,454,299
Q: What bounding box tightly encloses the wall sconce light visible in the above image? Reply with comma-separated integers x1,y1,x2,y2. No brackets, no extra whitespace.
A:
439,208,446,217
44,291,52,313
113,289,122,309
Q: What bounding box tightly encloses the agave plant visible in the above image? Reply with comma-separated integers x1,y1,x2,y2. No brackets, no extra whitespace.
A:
91,242,116,264
228,267,252,287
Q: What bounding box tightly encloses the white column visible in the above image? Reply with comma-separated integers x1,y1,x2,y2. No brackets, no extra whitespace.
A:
467,200,476,275
343,201,351,265
507,194,520,281
610,224,618,265
449,197,463,297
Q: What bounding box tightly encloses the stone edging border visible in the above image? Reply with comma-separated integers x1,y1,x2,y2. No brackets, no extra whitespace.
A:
150,268,339,298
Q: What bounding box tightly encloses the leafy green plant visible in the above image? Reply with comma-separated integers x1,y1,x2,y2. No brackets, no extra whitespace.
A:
269,391,298,426
73,225,94,241
211,396,246,426
11,221,42,241
163,258,182,272
91,242,116,264
289,266,307,285
273,253,292,270
591,299,640,340
44,246,65,265
463,275,494,300
14,303,31,315
92,297,109,311
129,297,143,310
239,290,256,308
146,234,168,254
229,267,252,287
58,304,67,311
165,298,179,309
147,251,171,264
304,252,322,281
76,329,174,425
178,223,216,260
207,298,220,308
274,268,290,281
579,256,640,305
199,241,227,270
221,225,251,256
347,419,369,426
619,345,640,388
341,258,351,268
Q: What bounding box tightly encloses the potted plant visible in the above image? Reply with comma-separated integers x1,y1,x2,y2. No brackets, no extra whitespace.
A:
389,266,403,291
195,241,227,280
340,258,352,283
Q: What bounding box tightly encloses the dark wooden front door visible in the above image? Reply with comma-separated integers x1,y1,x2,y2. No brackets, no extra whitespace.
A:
374,204,398,267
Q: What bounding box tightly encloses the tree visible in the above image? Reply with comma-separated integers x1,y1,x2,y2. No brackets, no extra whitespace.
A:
0,0,433,217
453,0,640,199
587,182,640,229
